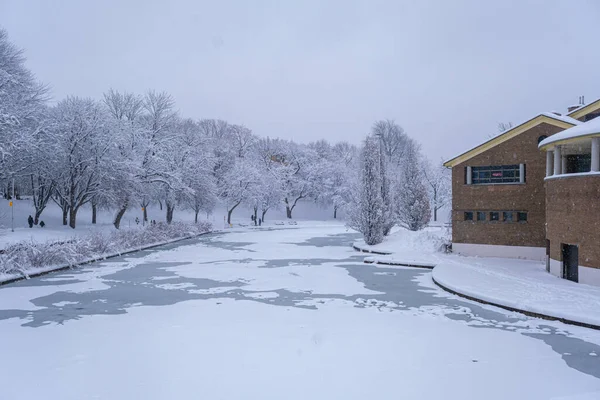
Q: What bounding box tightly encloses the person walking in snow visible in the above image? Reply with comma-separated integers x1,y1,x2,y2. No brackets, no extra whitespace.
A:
27,215,34,228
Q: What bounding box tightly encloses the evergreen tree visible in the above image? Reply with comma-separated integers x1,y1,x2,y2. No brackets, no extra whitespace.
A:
347,136,385,245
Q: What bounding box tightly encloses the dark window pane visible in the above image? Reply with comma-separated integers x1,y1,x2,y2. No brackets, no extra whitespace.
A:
566,155,591,174
471,165,521,185
490,212,499,221
464,212,473,221
517,212,528,222
477,212,486,221
503,212,513,222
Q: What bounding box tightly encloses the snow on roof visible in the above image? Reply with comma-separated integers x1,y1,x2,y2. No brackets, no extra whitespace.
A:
539,116,600,148
540,112,582,126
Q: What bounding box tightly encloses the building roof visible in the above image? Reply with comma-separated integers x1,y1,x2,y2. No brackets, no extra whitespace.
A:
567,98,600,120
538,117,600,149
443,113,579,168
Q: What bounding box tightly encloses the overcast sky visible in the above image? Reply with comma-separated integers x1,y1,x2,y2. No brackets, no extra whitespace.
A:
1,0,599,161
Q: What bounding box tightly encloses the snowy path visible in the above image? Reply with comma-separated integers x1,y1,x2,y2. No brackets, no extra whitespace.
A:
1,222,600,399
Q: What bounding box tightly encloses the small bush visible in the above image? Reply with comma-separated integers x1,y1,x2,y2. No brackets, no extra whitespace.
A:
0,221,212,278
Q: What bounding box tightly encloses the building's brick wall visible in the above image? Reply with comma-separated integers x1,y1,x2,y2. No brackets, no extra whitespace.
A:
546,175,600,269
451,123,565,247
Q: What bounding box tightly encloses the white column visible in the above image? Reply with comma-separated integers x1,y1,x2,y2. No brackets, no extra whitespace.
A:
546,151,554,177
519,163,525,183
554,146,562,175
592,137,600,172
466,166,472,184
561,155,567,175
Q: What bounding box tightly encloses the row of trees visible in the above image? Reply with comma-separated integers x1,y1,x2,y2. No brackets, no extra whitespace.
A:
1,27,449,233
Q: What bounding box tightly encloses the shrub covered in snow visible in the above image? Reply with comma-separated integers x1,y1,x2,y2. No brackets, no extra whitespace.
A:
0,221,212,279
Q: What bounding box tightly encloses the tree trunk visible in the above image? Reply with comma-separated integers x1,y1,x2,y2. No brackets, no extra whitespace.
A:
113,202,128,229
253,207,258,226
194,210,199,224
92,203,97,224
166,204,175,224
333,206,338,219
34,209,43,225
69,207,77,229
227,200,242,225
62,206,68,226
158,199,163,210
433,188,438,222
143,206,148,222
261,209,267,222
286,206,292,219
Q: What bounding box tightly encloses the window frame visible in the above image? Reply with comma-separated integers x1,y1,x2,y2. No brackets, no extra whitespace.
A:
503,211,513,223
464,211,474,221
470,164,522,185
476,211,486,222
490,211,500,222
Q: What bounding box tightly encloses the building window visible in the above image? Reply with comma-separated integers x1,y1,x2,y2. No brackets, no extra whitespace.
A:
471,165,521,184
477,211,486,221
490,212,500,221
503,211,513,222
517,212,528,222
537,135,548,144
464,212,473,221
566,154,591,173
584,112,600,122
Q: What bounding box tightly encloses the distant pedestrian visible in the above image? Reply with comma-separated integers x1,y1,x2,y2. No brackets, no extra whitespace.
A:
27,215,34,228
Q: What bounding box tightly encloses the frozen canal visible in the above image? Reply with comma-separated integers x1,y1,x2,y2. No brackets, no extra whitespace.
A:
1,223,600,399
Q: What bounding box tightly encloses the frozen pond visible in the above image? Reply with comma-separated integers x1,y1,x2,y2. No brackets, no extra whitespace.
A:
1,223,600,399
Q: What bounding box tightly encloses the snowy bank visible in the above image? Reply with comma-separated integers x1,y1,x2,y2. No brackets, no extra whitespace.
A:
0,221,212,284
432,258,600,329
353,226,449,264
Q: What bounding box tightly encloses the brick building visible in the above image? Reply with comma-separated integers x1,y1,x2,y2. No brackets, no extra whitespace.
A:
444,100,600,286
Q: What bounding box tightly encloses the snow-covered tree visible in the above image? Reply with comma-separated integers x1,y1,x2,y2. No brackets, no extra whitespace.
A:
178,118,217,223
395,147,431,231
0,28,48,182
423,159,451,222
347,136,385,245
102,89,145,228
139,90,181,223
50,97,113,229
220,158,260,225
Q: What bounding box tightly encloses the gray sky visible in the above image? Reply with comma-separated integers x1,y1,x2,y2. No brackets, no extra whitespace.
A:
2,0,599,161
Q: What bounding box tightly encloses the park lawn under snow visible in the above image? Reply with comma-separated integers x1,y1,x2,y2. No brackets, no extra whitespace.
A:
1,222,600,399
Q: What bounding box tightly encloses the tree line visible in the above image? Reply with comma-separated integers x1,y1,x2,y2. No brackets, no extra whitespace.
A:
0,27,449,234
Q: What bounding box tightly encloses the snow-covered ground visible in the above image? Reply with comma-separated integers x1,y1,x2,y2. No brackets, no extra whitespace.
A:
1,222,600,399
353,225,449,265
355,226,600,328
0,198,335,249
433,257,600,327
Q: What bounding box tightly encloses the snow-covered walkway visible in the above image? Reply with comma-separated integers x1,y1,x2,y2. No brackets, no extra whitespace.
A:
432,257,600,328
354,226,600,329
